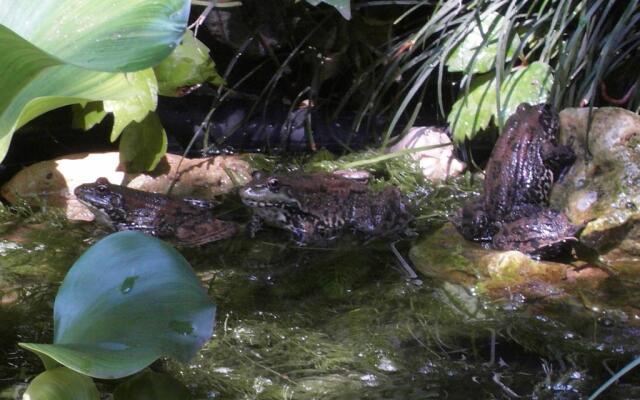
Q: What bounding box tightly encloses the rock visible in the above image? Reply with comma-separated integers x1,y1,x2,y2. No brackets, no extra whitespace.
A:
409,223,610,301
1,152,255,221
551,107,640,271
387,127,466,181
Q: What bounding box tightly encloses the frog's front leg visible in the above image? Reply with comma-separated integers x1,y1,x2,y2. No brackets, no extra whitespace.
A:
542,143,576,180
246,214,263,238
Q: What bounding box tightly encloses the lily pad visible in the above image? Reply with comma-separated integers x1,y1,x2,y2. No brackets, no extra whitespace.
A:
447,11,521,75
0,0,190,163
23,367,99,400
20,231,216,379
448,61,553,142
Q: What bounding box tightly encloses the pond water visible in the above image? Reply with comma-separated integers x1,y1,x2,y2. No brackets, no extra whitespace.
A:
1,198,640,399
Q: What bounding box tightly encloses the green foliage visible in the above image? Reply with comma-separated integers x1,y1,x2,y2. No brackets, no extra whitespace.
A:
305,0,351,20
0,0,190,163
154,30,225,97
446,11,520,75
104,69,158,142
340,0,639,144
22,367,99,400
114,370,193,400
20,231,216,379
119,113,168,172
448,61,553,142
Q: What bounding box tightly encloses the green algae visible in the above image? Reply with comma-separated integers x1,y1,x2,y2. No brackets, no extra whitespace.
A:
2,190,640,398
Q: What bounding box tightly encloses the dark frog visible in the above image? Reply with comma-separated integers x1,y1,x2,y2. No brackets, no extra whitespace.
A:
454,103,578,259
74,177,238,246
239,172,413,245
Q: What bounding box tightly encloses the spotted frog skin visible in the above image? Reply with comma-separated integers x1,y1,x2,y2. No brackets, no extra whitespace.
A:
239,172,413,245
454,103,578,258
74,178,238,246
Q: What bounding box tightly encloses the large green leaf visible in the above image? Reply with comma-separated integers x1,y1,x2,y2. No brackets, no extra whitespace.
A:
305,0,351,19
119,112,168,172
20,231,216,379
154,30,224,97
23,367,99,400
448,61,554,142
0,0,189,162
446,11,521,75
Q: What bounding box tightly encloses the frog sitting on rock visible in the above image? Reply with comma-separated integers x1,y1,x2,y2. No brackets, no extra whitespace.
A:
453,103,581,259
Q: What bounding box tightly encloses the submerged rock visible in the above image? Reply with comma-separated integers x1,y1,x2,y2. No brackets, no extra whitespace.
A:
1,152,254,221
551,107,640,271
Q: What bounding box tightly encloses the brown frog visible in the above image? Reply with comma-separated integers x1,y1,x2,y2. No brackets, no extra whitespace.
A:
74,178,238,246
239,172,413,245
454,103,578,259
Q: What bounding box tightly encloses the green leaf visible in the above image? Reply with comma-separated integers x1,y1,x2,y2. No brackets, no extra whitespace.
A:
0,0,189,162
103,69,158,141
448,61,554,142
23,367,99,400
119,113,168,172
305,0,351,20
20,231,216,379
114,370,193,400
154,30,225,97
446,11,521,75
71,103,107,131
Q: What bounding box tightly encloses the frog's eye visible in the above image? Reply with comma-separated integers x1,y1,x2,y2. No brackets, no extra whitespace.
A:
267,178,280,191
252,170,264,180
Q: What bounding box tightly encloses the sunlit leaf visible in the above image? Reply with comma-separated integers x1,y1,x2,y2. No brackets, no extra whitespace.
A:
154,30,224,97
446,11,521,75
114,370,193,400
71,102,107,131
23,367,99,400
0,0,189,162
103,69,158,141
20,231,216,379
119,113,168,172
448,61,553,142
305,0,351,19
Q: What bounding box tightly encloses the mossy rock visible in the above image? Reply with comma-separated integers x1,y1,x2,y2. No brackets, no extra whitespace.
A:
551,107,640,272
409,224,609,300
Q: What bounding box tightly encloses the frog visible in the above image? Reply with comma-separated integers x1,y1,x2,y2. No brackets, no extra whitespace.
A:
454,103,578,258
239,171,413,245
74,177,239,246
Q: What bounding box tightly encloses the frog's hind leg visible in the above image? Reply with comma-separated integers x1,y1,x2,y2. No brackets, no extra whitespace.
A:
173,219,240,246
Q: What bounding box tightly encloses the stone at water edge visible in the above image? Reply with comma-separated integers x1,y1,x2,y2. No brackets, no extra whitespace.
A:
409,223,609,300
1,152,254,221
551,107,640,272
388,127,466,181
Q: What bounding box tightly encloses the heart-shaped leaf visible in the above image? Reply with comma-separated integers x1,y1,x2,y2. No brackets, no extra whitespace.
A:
23,367,100,400
448,61,554,142
20,231,216,379
0,0,190,163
